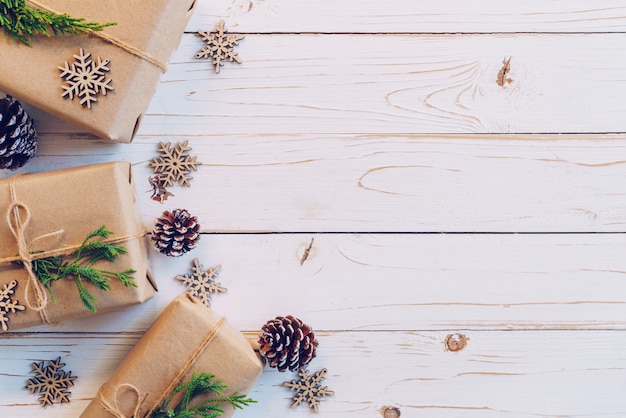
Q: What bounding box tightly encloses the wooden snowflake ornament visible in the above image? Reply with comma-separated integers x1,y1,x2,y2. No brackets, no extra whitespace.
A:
25,357,77,407
0,280,25,331
148,140,201,187
149,174,175,203
175,258,227,307
195,20,245,73
58,48,113,109
283,368,334,413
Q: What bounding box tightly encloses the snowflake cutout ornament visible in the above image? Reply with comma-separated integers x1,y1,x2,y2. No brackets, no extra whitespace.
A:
0,280,25,331
148,140,201,187
283,368,335,413
195,20,245,73
58,48,113,109
149,174,175,203
25,357,77,407
175,258,227,307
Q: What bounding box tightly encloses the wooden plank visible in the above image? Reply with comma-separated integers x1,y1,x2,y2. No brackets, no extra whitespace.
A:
1,330,625,417
16,34,626,136
5,233,625,334
190,0,626,33
22,133,626,232
151,33,626,135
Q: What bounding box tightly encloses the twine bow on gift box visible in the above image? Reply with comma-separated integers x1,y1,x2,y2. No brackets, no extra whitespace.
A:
99,384,148,418
0,175,144,328
97,315,228,418
3,176,65,325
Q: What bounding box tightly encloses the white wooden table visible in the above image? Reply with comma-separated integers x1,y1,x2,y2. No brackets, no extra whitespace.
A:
2,1,626,416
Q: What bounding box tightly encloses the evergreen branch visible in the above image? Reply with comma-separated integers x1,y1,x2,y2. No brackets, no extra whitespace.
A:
151,373,256,418
31,225,137,312
0,0,116,46
75,275,97,313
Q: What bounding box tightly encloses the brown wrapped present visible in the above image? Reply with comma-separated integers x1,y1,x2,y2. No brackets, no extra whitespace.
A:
82,293,263,417
0,162,156,332
0,0,197,142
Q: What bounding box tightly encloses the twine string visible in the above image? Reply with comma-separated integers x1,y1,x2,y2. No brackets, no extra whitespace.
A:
6,177,53,324
27,0,168,72
98,316,227,417
98,384,148,418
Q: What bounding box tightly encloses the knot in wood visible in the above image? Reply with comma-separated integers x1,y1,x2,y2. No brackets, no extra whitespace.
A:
445,333,468,352
381,406,401,418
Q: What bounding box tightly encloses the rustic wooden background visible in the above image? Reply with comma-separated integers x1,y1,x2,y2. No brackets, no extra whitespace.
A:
2,1,626,416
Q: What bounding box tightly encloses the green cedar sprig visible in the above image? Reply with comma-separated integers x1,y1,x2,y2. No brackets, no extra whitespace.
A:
151,372,257,418
31,225,136,313
0,0,116,46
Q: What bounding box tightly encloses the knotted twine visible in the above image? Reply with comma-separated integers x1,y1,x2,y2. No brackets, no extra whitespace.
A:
97,317,227,418
27,0,168,72
3,176,54,325
0,174,146,327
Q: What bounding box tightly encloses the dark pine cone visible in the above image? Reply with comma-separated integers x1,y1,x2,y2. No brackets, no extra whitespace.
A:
0,95,37,170
258,315,318,372
152,208,201,257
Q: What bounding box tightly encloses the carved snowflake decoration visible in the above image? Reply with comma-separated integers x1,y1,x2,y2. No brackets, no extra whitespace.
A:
175,258,227,307
0,280,25,331
25,357,77,407
195,20,245,74
283,368,335,413
58,48,113,109
149,174,175,203
148,140,201,187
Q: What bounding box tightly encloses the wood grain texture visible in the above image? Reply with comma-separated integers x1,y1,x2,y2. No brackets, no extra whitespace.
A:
136,34,626,135
1,1,625,417
5,233,625,334
17,133,626,232
1,330,625,417
190,0,626,33
16,34,626,136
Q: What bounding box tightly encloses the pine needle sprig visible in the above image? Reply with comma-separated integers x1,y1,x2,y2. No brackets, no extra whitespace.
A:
0,0,116,46
31,225,137,312
151,372,257,418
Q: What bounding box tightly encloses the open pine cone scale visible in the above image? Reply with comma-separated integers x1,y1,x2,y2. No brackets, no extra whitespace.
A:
0,95,37,170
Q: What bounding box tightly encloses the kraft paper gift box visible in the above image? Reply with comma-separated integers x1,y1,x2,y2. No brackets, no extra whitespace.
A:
82,293,263,418
0,0,196,142
0,162,156,332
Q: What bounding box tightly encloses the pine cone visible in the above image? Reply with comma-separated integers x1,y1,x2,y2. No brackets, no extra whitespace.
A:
0,95,37,170
258,315,318,372
152,209,201,257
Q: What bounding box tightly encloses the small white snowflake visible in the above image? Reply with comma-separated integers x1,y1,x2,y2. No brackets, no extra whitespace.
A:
58,48,113,109
0,280,25,331
195,20,245,74
283,368,335,413
25,357,77,407
148,140,201,187
175,258,227,307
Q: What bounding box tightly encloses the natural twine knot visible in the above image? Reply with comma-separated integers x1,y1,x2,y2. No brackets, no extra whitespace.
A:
4,177,63,325
98,383,149,418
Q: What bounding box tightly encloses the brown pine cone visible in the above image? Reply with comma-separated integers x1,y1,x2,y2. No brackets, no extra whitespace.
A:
258,315,318,372
0,95,37,170
152,209,200,257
